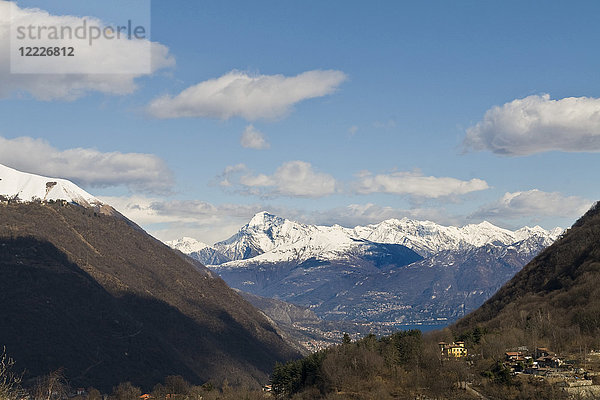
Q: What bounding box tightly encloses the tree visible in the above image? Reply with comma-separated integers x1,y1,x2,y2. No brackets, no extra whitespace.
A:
110,382,141,400
391,330,423,366
87,387,102,400
33,369,68,400
342,333,351,345
163,375,190,396
0,348,21,400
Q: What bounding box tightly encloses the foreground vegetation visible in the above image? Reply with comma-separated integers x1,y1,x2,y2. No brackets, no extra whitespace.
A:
270,328,591,399
0,348,270,400
3,324,592,400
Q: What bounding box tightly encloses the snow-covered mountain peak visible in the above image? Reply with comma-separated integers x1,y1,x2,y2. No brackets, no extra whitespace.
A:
475,221,497,228
247,211,285,228
515,225,561,237
212,213,313,261
459,221,514,245
549,227,565,237
0,163,101,207
166,237,208,254
203,212,563,264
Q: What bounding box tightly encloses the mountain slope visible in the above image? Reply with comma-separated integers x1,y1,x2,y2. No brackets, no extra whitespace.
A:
310,243,533,323
454,201,600,345
212,240,422,303
0,202,299,390
0,236,195,388
0,166,300,391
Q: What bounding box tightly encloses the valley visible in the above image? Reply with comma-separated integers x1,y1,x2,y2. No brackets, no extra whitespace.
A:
1,2,597,398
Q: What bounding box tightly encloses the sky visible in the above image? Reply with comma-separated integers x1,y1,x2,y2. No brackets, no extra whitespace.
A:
1,0,599,244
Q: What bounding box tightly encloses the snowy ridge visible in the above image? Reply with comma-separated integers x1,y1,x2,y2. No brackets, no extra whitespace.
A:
166,237,209,254
351,218,561,257
220,225,364,267
171,211,562,267
212,212,321,261
0,163,101,207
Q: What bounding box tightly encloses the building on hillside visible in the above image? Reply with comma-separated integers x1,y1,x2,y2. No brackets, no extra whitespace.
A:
536,347,551,358
505,352,525,362
537,355,563,368
438,341,467,358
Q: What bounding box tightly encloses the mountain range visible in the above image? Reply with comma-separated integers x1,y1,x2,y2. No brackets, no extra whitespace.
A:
169,212,562,327
0,164,299,390
169,212,561,263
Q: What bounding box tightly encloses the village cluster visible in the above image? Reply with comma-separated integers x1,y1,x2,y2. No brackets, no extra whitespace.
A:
438,341,600,397
503,347,600,389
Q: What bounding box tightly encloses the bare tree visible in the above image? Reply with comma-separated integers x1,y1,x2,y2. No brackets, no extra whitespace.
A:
33,369,68,400
0,347,21,400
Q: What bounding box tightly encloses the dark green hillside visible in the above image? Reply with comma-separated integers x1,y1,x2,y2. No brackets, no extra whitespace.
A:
0,202,300,391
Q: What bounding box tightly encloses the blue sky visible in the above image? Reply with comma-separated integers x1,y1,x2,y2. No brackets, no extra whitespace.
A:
1,0,599,243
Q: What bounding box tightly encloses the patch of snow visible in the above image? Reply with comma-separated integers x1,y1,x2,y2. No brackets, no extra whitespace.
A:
166,237,209,254
0,163,101,207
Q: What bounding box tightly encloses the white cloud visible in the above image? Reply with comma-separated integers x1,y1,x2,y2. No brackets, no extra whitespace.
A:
307,203,462,228
465,94,600,155
240,125,270,149
220,163,489,200
218,163,246,187
100,195,274,244
102,196,262,225
101,191,585,246
0,136,173,193
471,189,593,220
220,161,337,198
0,1,174,100
353,170,489,198
147,69,347,120
103,195,466,244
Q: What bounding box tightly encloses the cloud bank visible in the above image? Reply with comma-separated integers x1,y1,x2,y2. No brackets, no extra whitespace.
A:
0,1,174,100
101,195,277,245
354,170,489,198
471,189,592,220
102,192,582,245
220,162,489,200
220,161,338,198
465,94,600,155
0,136,173,194
101,195,464,245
